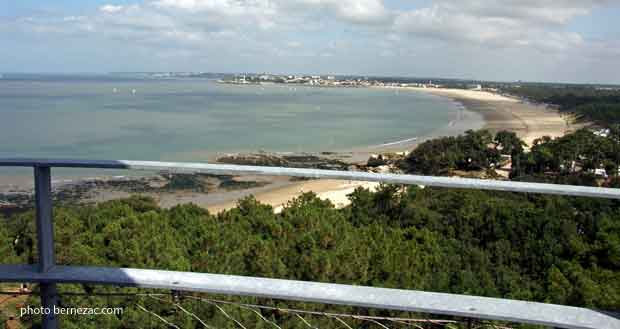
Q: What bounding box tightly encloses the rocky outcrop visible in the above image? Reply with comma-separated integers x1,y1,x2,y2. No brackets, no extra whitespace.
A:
217,152,363,171
366,153,406,174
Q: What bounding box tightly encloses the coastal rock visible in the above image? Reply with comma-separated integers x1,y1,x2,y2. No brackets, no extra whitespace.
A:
217,153,289,167
0,173,270,215
216,152,352,171
367,152,406,168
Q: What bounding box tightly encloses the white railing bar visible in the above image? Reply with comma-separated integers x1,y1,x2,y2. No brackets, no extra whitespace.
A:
0,264,617,329
2,158,620,329
1,158,620,199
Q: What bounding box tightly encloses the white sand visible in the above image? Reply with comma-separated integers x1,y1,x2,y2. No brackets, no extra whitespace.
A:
208,179,379,214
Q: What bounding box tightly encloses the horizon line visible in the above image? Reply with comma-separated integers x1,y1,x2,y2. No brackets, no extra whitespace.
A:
1,71,619,87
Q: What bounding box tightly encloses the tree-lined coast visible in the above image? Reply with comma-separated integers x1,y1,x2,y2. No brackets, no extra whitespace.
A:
1,82,620,328
0,83,590,214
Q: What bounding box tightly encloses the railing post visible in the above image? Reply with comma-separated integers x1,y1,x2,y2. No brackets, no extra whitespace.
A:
34,166,59,329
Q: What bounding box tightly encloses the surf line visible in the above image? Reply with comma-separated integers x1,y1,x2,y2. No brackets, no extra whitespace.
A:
377,136,418,147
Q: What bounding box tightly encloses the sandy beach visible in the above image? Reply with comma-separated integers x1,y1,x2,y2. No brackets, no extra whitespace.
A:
415,87,581,146
206,179,380,214
199,87,579,214
66,176,379,215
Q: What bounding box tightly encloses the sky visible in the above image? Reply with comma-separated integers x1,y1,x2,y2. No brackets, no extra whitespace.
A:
1,0,619,84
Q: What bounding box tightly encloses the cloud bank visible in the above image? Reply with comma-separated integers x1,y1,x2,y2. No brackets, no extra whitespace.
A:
1,0,618,83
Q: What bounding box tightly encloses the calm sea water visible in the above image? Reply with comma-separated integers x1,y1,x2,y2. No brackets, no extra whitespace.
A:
0,74,482,181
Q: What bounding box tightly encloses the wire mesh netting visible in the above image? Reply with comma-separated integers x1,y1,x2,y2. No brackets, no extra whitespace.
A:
1,288,519,329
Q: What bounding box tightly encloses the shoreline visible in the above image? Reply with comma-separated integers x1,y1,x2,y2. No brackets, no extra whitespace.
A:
0,87,578,214
405,87,581,146
0,87,483,191
202,87,579,213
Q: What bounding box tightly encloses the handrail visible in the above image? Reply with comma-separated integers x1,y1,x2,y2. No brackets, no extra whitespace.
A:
0,264,618,329
1,158,620,329
2,158,620,199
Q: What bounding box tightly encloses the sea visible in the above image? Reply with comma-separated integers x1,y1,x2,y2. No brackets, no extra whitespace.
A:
0,74,483,185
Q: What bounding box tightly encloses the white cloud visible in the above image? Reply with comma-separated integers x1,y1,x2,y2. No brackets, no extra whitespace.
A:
100,4,125,14
10,0,612,53
434,0,610,25
392,1,606,51
3,0,619,82
152,0,281,30
152,0,392,26
291,0,392,24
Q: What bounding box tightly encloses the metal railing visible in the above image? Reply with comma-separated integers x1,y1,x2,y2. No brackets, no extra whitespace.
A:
1,158,619,329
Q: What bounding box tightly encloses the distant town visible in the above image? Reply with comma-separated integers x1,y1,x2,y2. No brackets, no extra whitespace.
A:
107,72,620,92
219,73,456,89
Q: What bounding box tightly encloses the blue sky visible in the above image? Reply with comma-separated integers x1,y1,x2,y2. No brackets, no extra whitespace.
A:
1,0,619,84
